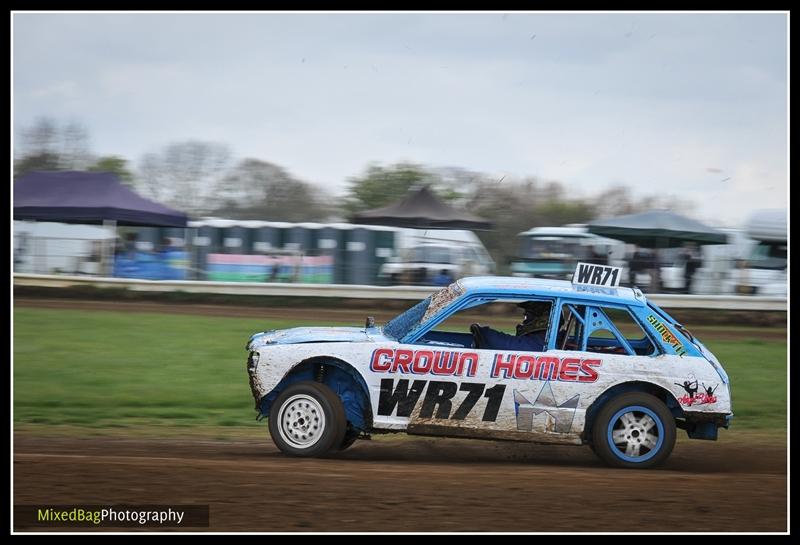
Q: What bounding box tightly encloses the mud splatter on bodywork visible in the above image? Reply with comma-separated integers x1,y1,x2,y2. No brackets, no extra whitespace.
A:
422,281,465,323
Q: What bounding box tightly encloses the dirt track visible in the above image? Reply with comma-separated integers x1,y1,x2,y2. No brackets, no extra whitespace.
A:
14,433,786,532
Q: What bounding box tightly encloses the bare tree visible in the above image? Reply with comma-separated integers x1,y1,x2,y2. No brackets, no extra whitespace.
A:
592,184,696,219
137,152,163,201
462,176,597,272
135,141,232,215
14,117,93,177
59,121,92,170
211,158,332,222
19,117,58,156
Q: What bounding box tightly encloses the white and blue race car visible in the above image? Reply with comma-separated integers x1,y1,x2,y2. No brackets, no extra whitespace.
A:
246,264,732,468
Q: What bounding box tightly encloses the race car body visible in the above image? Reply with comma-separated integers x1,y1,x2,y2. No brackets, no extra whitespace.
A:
246,265,732,468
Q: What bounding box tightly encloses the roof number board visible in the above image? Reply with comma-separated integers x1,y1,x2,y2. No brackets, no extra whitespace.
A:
572,262,622,288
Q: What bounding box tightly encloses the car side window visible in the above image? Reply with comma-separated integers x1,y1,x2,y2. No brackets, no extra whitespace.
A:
557,303,658,356
584,306,657,356
555,303,585,350
414,298,555,351
600,307,658,356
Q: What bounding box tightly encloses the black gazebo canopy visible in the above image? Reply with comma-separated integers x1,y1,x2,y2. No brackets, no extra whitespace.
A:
587,210,727,248
352,186,492,230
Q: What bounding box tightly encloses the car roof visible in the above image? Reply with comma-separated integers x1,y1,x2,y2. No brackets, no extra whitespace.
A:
456,276,646,307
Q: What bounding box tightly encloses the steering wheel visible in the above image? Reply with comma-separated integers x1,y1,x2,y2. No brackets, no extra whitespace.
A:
470,323,486,349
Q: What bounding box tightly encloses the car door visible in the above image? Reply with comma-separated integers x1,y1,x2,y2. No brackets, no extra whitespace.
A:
538,300,663,437
399,296,582,441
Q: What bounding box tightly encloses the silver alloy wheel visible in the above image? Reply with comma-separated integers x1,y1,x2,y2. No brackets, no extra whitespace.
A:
276,394,326,449
611,410,659,458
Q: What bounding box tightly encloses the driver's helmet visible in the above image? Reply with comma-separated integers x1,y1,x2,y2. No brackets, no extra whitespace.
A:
516,301,551,336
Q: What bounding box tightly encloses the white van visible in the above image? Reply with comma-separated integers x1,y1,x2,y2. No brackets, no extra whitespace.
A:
722,209,787,296
379,229,495,285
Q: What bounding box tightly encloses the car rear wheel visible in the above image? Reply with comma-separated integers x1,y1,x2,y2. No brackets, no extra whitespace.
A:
591,392,676,469
268,381,346,457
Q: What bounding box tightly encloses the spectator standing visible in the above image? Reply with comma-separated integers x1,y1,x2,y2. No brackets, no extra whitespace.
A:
432,269,454,286
680,243,702,294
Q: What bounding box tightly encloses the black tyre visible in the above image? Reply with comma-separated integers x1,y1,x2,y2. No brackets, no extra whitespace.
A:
591,392,676,469
339,428,360,451
268,381,347,457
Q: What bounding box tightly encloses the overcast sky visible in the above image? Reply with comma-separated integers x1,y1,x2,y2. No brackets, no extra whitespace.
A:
12,11,788,228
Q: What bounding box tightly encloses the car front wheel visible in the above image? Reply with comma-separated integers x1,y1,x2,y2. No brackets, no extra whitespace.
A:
268,381,347,457
591,392,676,469
339,428,360,451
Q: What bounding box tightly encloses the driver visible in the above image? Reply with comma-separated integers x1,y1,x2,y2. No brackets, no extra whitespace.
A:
471,301,551,351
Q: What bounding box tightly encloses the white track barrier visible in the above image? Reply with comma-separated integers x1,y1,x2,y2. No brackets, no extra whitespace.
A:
13,273,787,311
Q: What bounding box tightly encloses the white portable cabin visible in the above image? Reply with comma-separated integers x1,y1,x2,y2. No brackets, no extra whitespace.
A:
13,220,116,275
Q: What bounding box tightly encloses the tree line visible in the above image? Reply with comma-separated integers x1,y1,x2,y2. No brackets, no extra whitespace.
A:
14,117,694,268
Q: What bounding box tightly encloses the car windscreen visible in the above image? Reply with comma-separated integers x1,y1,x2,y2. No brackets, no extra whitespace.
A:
383,281,465,340
749,241,787,270
646,300,679,327
408,246,453,264
647,301,697,343
522,237,591,260
383,296,432,340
